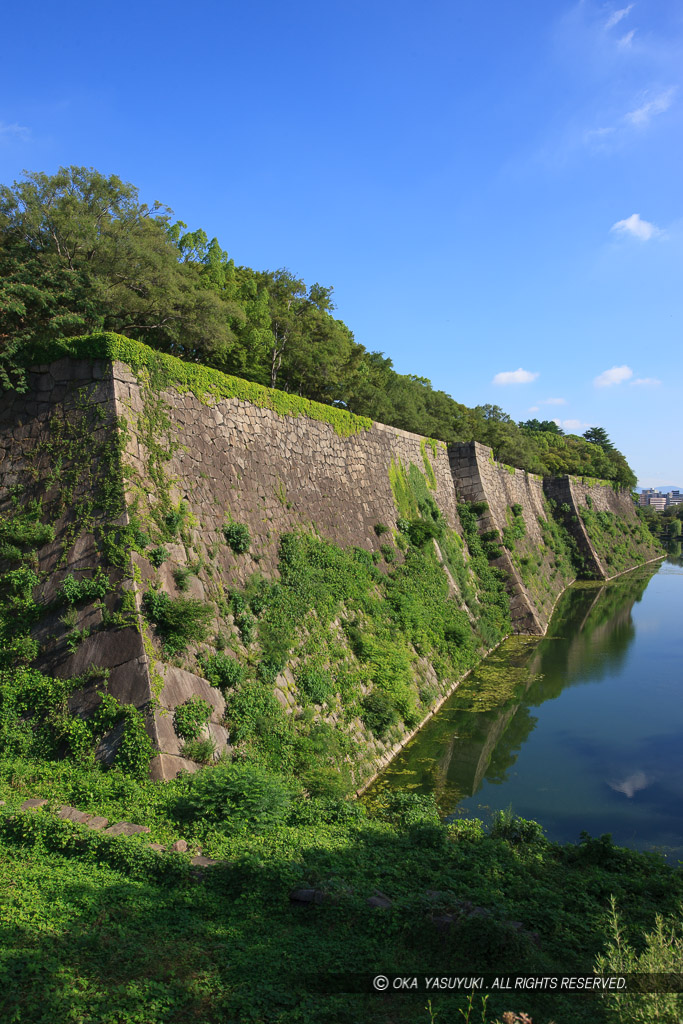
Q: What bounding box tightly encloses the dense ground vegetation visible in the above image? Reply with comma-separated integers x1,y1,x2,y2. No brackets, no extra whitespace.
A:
0,166,635,485
1,748,682,1024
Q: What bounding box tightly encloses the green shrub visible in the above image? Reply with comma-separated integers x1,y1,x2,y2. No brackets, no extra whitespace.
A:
373,523,389,536
164,502,188,536
448,817,486,842
406,518,443,546
142,591,214,654
224,680,284,744
379,543,396,563
234,610,255,644
115,706,154,778
148,545,168,568
490,808,545,845
223,521,251,554
173,566,192,591
181,737,216,764
297,666,335,705
58,569,109,605
174,761,296,833
197,651,244,693
173,697,213,740
595,897,683,1024
361,689,401,736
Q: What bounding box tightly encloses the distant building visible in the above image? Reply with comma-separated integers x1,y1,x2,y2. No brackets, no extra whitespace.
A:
639,489,667,511
666,490,683,507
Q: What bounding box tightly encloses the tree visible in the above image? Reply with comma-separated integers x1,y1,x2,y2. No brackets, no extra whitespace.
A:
0,166,241,384
583,427,614,452
520,418,563,434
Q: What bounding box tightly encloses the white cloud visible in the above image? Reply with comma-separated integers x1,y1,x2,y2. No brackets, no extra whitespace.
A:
528,406,540,413
605,4,634,30
541,397,567,406
617,29,635,48
610,213,661,241
594,365,633,387
631,377,662,386
556,418,592,432
492,368,539,385
626,88,676,126
0,121,29,141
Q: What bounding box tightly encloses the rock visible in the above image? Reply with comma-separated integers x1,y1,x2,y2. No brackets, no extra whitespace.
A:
21,798,48,810
367,890,392,910
84,815,109,830
431,914,455,931
290,888,327,905
190,855,219,867
103,822,151,837
56,805,94,824
149,843,166,853
171,839,188,853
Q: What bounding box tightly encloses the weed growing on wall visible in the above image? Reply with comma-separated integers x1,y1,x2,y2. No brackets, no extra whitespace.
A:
0,668,153,778
173,697,213,741
579,505,661,574
142,591,214,655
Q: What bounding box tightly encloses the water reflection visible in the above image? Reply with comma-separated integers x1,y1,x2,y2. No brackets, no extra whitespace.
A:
368,565,659,814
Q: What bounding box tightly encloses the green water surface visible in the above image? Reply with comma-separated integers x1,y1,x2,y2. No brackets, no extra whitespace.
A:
369,557,683,862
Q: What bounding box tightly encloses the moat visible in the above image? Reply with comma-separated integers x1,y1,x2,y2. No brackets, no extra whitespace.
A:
370,557,683,862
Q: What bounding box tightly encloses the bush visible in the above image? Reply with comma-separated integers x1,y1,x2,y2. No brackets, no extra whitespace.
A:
181,737,216,764
58,569,109,605
361,689,401,736
490,808,545,845
173,697,213,740
148,545,168,568
197,651,244,693
143,591,214,654
164,502,188,536
173,566,192,591
373,523,389,536
115,705,154,779
380,543,396,563
448,817,486,842
297,666,335,705
223,522,251,554
406,518,443,546
174,761,296,833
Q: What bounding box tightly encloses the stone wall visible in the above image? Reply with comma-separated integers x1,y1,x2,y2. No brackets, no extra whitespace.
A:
448,441,574,633
544,476,661,579
0,356,661,781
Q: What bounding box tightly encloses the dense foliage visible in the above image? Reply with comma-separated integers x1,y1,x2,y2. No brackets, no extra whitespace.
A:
0,166,635,486
0,754,681,1024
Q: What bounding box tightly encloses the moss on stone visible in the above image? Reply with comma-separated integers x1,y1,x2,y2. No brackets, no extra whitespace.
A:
24,333,373,438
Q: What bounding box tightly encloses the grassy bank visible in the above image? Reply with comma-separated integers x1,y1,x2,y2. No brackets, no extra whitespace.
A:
1,753,682,1024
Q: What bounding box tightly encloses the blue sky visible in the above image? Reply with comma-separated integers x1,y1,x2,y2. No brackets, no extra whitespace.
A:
1,0,681,486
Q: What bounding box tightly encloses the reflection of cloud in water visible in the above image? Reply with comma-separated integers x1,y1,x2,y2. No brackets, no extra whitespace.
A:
608,770,650,798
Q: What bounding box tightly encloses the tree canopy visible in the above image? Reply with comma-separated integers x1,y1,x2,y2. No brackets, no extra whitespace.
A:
0,166,636,488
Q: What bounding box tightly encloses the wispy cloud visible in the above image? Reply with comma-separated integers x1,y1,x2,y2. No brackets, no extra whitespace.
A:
557,418,591,432
626,87,676,126
608,770,649,798
605,4,635,31
594,365,633,387
541,397,567,406
617,29,635,49
631,377,662,386
492,368,539,385
610,213,661,241
528,406,540,413
0,120,29,141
